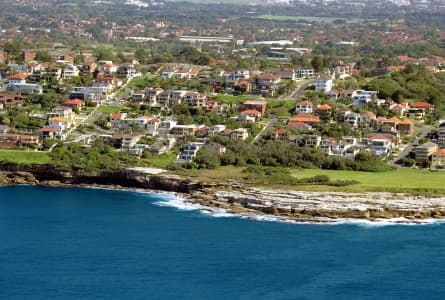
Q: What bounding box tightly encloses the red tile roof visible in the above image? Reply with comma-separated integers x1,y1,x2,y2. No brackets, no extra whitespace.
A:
8,73,27,80
412,101,432,108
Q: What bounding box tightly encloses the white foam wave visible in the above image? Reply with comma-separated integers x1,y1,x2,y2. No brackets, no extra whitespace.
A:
154,196,445,227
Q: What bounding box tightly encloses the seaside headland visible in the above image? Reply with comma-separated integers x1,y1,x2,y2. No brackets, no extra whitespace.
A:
2,164,445,223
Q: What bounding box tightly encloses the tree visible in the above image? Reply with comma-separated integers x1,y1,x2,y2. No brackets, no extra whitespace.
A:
35,51,54,63
311,56,324,73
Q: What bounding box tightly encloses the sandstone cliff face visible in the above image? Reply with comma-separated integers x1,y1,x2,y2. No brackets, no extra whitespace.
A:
0,164,210,194
0,171,38,185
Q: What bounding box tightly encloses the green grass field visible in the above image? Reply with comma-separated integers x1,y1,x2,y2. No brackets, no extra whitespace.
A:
96,105,127,114
292,169,445,193
140,152,177,168
0,150,51,165
255,15,367,23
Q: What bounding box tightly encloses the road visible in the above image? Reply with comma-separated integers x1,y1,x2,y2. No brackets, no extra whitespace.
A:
391,125,433,165
291,80,315,100
252,118,276,144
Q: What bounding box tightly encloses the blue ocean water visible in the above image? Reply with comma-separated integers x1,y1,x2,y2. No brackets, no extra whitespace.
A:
1,185,445,300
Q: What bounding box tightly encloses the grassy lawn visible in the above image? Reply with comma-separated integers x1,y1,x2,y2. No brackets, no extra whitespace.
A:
176,166,445,195
292,168,445,193
215,95,262,104
96,105,127,114
266,100,295,118
0,150,51,165
140,152,177,168
255,15,367,23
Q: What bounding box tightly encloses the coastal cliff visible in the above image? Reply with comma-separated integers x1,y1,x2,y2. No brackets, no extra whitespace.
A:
2,164,445,222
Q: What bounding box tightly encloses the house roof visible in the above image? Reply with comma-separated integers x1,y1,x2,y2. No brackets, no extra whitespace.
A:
272,128,287,135
361,111,376,118
8,73,27,80
63,99,84,105
368,135,392,141
432,149,445,156
399,119,414,125
289,113,320,124
241,109,261,115
39,127,61,132
297,100,312,106
412,101,432,108
317,104,332,110
110,113,125,119
102,63,116,68
49,117,66,123
287,121,310,127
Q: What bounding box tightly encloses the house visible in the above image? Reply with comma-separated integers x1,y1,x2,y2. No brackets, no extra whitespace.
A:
305,135,321,149
146,118,160,136
335,107,352,123
333,136,358,157
110,113,127,128
233,69,250,80
287,121,312,132
98,62,118,75
320,137,337,155
390,102,409,118
204,143,227,155
438,127,445,149
48,106,75,120
254,82,277,96
288,113,320,126
242,101,267,117
359,111,376,128
345,113,361,128
296,69,315,79
410,101,435,115
241,109,262,119
378,117,400,134
256,73,281,85
431,149,445,171
234,81,252,94
146,88,164,105
276,68,296,80
176,142,204,163
208,125,226,137
415,142,438,165
230,128,249,140
0,93,26,109
37,127,67,140
147,138,176,155
6,73,27,85
48,117,71,131
398,119,414,135
315,75,333,93
184,92,206,107
316,104,332,117
63,99,85,111
170,124,199,136
351,90,378,107
0,134,40,148
237,114,256,123
334,61,353,80
270,128,288,141
159,120,177,136
368,135,393,156
295,101,313,113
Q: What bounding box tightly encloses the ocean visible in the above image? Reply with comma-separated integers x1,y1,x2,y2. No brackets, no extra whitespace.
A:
1,185,445,299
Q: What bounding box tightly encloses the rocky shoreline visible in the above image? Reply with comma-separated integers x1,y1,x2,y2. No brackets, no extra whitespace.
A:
2,166,445,222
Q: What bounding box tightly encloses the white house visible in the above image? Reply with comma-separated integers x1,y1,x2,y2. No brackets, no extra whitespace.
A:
295,101,313,113
315,75,333,93
351,90,378,107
